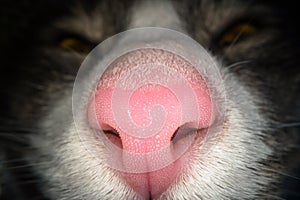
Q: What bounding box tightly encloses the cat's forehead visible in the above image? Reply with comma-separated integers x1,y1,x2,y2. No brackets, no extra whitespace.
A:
53,0,184,40
52,0,275,42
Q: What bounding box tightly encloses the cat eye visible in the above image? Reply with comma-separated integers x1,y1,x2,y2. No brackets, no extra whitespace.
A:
218,22,258,46
59,37,95,54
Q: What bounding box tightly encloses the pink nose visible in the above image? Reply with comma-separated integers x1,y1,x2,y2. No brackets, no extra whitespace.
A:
112,84,181,153
88,49,212,199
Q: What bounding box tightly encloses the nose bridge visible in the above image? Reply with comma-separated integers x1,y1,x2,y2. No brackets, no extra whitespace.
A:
128,0,185,32
116,83,181,153
119,132,171,154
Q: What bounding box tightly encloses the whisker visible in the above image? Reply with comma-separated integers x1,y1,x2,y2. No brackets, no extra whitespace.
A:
226,60,253,71
17,178,46,186
263,167,300,182
262,194,286,200
277,122,300,128
0,135,28,147
23,81,48,91
0,158,29,164
0,127,38,146
3,161,53,170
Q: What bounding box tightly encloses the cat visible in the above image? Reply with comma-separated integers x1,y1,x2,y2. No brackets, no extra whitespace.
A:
0,0,300,199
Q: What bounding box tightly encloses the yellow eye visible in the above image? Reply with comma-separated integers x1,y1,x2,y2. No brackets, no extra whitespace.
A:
60,38,94,54
219,23,257,46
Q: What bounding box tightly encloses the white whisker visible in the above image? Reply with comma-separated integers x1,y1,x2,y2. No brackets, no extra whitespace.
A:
227,60,253,71
277,122,300,128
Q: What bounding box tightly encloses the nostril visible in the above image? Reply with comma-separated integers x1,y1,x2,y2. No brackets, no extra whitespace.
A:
171,123,199,144
102,125,123,148
170,127,180,143
171,128,198,145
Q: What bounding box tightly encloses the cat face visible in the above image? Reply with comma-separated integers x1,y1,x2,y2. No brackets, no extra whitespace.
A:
1,0,299,199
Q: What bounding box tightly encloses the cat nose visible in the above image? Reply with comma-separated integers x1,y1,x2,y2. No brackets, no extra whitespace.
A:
112,84,181,153
88,48,212,199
